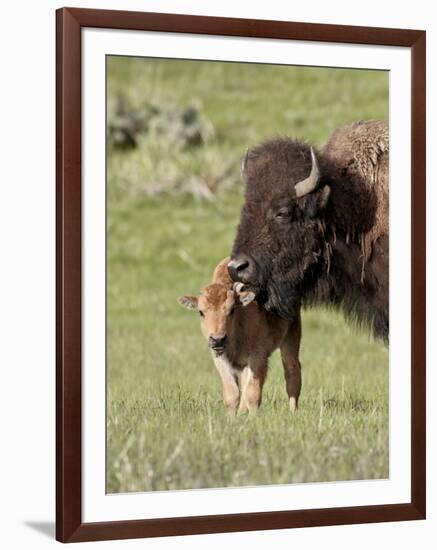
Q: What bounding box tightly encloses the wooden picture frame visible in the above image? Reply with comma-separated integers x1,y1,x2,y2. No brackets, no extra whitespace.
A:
56,6,426,543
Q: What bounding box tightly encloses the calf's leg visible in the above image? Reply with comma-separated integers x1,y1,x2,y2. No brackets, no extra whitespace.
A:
213,354,240,415
241,360,267,413
237,367,249,413
280,313,302,413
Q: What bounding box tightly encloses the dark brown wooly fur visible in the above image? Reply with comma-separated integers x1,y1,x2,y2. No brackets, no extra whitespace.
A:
231,120,389,342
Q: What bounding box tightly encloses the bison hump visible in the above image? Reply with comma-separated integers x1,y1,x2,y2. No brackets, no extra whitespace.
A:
322,120,389,263
323,120,388,185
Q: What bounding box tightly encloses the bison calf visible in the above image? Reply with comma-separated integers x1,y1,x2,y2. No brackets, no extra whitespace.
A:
178,258,302,415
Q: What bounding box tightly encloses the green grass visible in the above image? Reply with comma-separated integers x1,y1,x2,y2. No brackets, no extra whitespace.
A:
107,57,388,147
106,58,389,493
107,57,389,200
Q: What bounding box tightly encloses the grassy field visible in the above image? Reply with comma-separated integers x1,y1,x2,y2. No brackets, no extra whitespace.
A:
106,57,389,493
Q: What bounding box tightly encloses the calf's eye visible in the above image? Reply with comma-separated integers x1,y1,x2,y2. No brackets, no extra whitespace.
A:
199,311,205,317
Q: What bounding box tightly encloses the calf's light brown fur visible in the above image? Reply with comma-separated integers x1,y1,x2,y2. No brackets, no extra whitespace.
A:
178,258,302,414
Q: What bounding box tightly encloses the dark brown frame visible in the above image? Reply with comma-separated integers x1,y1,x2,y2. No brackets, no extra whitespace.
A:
56,6,426,543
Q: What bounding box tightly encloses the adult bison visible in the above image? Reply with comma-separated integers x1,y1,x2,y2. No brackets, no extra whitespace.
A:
228,120,389,342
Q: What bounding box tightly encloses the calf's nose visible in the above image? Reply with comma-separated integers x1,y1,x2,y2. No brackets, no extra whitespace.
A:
209,334,227,348
228,255,254,283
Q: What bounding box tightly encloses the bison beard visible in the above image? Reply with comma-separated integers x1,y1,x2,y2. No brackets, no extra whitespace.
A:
255,261,300,320
250,246,324,322
230,121,389,343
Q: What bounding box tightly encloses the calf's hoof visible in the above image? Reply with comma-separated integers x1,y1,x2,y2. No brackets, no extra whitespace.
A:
289,397,298,414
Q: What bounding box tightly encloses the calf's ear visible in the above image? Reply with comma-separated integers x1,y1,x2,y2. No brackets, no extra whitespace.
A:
233,283,256,307
177,295,198,310
299,184,330,218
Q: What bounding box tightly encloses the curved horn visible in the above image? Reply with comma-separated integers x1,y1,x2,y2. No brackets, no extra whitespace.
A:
294,147,320,197
240,148,249,183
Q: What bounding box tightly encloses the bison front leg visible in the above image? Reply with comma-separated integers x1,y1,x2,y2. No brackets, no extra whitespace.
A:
280,313,302,413
213,354,240,415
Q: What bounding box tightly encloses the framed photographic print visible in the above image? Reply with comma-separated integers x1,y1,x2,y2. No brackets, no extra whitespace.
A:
56,7,426,543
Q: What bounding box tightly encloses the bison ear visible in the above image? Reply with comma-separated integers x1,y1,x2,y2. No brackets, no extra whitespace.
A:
177,295,198,310
299,184,331,218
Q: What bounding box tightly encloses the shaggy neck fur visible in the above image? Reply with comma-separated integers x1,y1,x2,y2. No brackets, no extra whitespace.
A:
301,161,389,343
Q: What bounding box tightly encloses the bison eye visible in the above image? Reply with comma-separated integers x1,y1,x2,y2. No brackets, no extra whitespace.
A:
275,208,290,220
199,311,205,317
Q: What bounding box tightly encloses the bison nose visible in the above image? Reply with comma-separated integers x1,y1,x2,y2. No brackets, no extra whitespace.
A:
209,334,227,348
228,255,254,283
